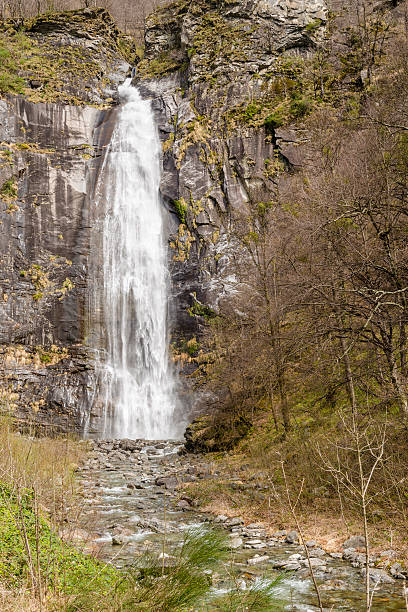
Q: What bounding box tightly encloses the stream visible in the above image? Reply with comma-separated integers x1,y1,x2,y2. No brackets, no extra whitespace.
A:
76,439,406,611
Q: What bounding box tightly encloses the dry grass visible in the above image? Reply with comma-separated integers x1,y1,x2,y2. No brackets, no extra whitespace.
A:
0,416,86,526
181,418,408,560
0,586,42,611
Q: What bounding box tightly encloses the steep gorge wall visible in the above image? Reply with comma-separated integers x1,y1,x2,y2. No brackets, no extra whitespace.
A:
0,9,129,431
135,0,328,410
0,1,403,433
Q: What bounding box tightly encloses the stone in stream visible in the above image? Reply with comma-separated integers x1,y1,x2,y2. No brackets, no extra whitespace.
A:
154,475,178,489
176,499,191,510
330,552,343,559
215,515,228,523
361,567,395,584
308,547,326,557
229,536,243,549
380,549,398,560
225,517,244,527
390,562,408,579
112,534,129,545
247,554,269,565
343,548,364,564
285,530,299,544
300,558,326,569
272,560,301,571
244,540,267,549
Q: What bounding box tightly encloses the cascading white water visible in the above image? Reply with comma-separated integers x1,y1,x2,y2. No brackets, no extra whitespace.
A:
95,79,177,440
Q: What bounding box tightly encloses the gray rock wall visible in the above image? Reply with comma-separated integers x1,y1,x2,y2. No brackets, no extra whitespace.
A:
0,95,107,430
0,0,330,431
0,8,133,432
137,0,327,345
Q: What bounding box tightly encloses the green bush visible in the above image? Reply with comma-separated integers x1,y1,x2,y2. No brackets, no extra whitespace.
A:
264,111,285,131
0,177,18,199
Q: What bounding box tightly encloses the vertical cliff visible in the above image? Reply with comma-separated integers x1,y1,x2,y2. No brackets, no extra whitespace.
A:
133,0,328,416
135,0,327,332
1,0,402,433
0,9,131,431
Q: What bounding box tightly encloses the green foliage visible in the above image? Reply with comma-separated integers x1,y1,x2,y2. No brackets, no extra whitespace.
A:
225,57,318,132
190,11,252,83
0,39,26,94
289,94,313,118
257,201,274,216
0,483,118,597
173,197,188,224
245,102,260,120
264,111,285,131
0,177,17,200
137,51,186,79
305,18,324,34
0,15,130,106
224,50,346,133
187,338,199,356
188,294,217,321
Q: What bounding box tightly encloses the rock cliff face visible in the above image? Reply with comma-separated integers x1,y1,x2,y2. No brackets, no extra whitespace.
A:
0,10,130,431
0,1,331,431
135,0,327,385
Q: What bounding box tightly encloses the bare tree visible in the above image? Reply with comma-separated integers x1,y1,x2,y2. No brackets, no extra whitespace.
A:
317,409,387,611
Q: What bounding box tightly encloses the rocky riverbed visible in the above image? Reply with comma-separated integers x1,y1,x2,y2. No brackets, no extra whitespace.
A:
74,439,407,611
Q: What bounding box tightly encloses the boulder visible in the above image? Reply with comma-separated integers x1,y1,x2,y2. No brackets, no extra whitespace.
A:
285,530,299,544
343,535,366,549
247,554,269,565
361,568,395,584
119,439,141,452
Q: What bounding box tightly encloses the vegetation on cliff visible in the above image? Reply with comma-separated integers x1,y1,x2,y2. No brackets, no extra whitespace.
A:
1,0,164,41
0,8,137,105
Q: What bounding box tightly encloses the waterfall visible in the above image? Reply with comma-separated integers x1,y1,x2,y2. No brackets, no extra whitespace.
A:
93,79,178,440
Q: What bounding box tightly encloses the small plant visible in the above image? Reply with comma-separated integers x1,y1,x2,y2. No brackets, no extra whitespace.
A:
128,527,284,610
188,293,217,320
173,197,188,224
305,18,324,35
0,177,18,202
186,337,199,356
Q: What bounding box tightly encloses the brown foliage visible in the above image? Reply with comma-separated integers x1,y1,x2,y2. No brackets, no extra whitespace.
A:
0,0,165,38
200,9,408,439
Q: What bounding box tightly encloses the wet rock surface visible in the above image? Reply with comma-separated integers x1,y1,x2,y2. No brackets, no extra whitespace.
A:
76,440,406,611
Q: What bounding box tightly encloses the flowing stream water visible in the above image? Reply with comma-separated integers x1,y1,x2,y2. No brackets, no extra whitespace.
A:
93,80,178,440
77,441,406,611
